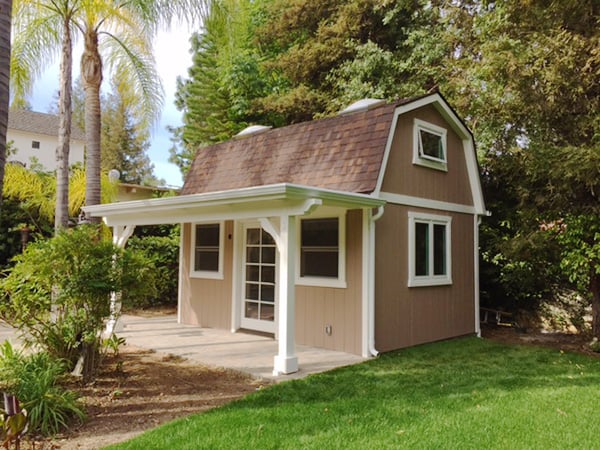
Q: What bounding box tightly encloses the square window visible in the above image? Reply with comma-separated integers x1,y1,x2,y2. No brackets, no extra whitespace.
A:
190,223,223,279
31,141,40,149
412,119,448,171
408,212,452,287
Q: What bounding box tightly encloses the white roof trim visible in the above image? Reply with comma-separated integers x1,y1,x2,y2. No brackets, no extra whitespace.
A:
83,183,385,227
372,93,486,215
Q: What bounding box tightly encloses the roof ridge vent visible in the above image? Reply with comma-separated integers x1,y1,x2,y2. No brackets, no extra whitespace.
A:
235,124,272,139
338,98,386,116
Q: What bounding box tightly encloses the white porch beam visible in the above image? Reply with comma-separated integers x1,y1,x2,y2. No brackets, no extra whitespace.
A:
273,214,298,375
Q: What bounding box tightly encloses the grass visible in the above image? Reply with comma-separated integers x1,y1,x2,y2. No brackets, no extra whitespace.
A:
109,337,600,449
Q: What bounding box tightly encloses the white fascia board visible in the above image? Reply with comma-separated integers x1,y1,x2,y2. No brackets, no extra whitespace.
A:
84,183,385,227
379,192,477,215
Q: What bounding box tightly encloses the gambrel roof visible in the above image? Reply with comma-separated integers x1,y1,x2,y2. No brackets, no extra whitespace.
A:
182,101,402,196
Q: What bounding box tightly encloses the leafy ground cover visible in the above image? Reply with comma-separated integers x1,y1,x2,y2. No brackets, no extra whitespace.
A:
109,336,600,450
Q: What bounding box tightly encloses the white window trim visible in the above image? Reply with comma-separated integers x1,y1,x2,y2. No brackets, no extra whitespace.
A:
296,211,347,289
190,221,224,280
408,211,452,287
412,118,448,171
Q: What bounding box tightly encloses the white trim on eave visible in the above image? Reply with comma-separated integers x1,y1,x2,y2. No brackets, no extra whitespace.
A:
372,93,486,216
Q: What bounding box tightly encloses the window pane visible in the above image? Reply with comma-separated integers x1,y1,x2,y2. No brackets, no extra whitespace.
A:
247,228,260,245
261,230,275,245
261,246,276,264
260,304,274,321
195,249,219,272
246,246,260,263
196,224,219,246
415,222,429,276
261,285,275,302
246,265,259,282
420,129,444,160
261,265,275,283
245,283,259,301
433,224,446,275
300,218,339,278
302,218,338,246
245,302,259,319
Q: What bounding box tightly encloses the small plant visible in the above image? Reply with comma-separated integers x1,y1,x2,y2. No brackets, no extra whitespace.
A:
0,342,85,436
103,334,126,357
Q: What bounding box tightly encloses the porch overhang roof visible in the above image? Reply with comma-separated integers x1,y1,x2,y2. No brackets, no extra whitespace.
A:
83,183,386,227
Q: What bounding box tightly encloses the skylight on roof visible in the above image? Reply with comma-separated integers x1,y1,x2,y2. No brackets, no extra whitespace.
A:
235,125,272,138
338,98,386,115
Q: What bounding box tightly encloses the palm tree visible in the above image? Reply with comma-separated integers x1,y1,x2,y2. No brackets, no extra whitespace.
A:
11,1,206,225
11,0,81,230
0,0,12,212
77,1,206,218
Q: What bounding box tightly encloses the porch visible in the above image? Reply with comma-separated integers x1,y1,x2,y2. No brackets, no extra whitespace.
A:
120,314,365,381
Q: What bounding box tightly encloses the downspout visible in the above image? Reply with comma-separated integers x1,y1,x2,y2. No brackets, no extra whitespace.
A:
368,206,384,356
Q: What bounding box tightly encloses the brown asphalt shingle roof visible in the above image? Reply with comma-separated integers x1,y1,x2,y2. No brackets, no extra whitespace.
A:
182,101,401,196
8,109,86,141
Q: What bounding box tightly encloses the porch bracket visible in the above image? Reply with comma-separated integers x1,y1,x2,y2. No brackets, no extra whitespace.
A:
273,213,299,376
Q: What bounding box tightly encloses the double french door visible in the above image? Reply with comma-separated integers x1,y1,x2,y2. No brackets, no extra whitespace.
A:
240,227,277,333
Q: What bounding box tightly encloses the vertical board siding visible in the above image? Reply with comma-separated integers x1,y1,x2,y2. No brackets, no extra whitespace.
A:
295,210,363,355
180,221,233,329
374,205,475,352
381,105,473,207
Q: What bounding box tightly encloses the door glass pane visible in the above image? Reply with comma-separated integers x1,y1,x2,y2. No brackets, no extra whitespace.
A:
261,246,275,264
433,224,446,275
246,246,260,263
261,230,275,245
246,265,259,282
260,304,274,320
245,302,259,319
247,228,260,245
261,265,275,283
245,283,259,301
415,222,429,276
261,285,275,302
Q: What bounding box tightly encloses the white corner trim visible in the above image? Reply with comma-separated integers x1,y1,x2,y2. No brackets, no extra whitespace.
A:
474,215,482,337
379,192,476,215
177,223,185,324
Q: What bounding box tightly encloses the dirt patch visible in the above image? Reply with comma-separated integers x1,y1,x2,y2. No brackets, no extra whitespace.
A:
481,323,599,358
21,345,266,449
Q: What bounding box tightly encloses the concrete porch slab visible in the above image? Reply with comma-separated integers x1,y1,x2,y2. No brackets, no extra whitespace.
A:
120,314,366,382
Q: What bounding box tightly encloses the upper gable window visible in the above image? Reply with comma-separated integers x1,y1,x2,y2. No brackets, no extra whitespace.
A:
190,222,224,279
412,119,448,171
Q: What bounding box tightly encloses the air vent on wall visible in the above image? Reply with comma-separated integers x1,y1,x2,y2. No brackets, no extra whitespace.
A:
338,98,386,116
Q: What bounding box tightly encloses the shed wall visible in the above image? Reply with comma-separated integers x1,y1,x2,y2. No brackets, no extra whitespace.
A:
374,204,475,352
295,209,363,355
180,221,233,329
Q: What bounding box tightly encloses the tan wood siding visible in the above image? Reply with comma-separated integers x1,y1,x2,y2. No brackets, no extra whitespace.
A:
374,205,475,352
381,105,473,206
295,209,363,355
180,221,233,329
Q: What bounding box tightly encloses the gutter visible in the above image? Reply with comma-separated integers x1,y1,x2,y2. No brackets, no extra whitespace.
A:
368,206,385,357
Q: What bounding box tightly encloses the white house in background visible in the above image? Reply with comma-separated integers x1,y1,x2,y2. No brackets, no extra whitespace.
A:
7,109,86,171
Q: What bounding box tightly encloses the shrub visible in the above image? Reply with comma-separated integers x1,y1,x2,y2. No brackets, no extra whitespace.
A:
0,225,157,378
0,342,85,436
127,232,179,307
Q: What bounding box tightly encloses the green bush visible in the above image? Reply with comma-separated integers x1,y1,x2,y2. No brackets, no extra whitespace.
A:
127,232,179,307
0,225,157,376
0,342,85,436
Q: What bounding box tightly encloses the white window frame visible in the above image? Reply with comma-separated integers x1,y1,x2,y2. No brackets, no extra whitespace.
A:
408,211,452,287
296,211,347,289
412,119,448,171
190,221,224,279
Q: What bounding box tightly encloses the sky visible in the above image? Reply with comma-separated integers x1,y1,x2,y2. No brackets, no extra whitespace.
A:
30,28,195,188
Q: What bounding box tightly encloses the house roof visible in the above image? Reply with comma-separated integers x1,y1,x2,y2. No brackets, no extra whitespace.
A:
8,109,86,141
181,101,402,196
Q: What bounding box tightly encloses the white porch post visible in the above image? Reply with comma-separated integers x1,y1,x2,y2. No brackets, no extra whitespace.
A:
273,214,298,375
104,224,136,337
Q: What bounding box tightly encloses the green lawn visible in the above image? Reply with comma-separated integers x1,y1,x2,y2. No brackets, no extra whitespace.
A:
109,337,600,449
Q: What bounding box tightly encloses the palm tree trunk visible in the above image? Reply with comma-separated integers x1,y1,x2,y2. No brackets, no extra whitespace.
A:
55,18,73,231
81,27,102,221
0,0,12,213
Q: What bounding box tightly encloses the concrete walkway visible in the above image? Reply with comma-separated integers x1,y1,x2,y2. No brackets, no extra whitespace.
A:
119,314,366,382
